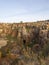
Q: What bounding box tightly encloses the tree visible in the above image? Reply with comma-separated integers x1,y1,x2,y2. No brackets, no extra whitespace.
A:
20,21,23,23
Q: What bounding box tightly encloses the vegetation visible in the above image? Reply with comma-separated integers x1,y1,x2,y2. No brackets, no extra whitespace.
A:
0,20,49,65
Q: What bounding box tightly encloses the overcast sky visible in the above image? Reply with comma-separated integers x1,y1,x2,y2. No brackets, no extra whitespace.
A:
0,0,49,23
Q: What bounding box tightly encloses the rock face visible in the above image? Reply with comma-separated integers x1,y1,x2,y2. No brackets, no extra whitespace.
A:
0,39,7,48
22,27,27,35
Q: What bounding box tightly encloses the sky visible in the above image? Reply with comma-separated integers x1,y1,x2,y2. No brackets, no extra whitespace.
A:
0,0,49,23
